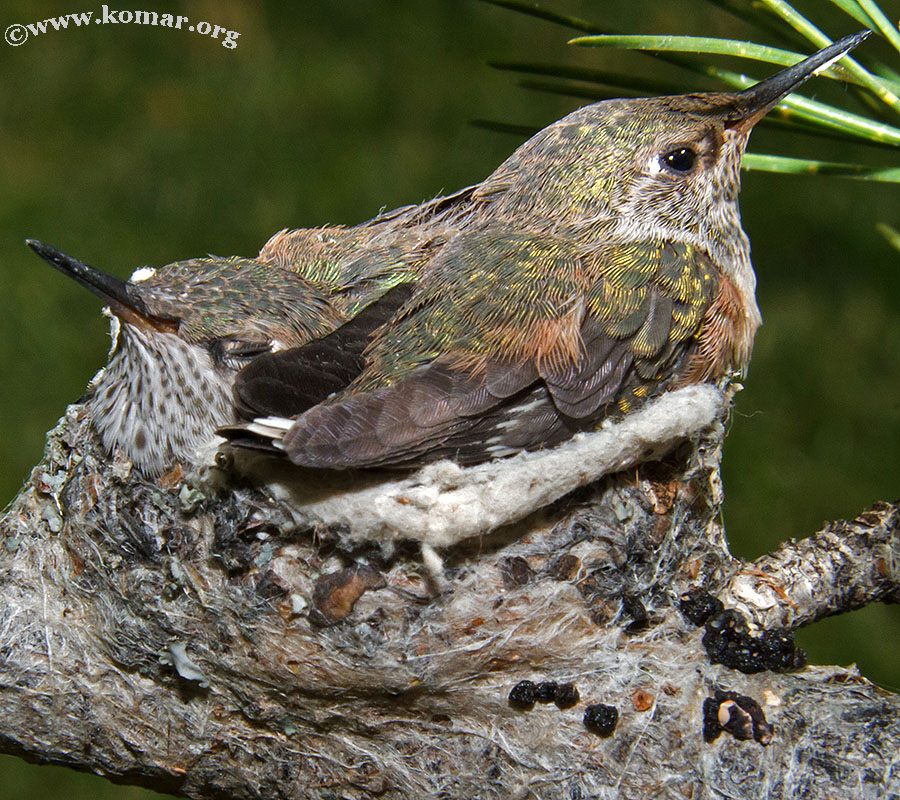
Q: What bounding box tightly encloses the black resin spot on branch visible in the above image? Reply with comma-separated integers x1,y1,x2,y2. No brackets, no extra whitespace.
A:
703,689,773,745
583,703,618,737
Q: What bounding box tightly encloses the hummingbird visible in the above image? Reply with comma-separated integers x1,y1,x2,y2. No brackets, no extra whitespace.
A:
25,186,475,475
227,32,869,469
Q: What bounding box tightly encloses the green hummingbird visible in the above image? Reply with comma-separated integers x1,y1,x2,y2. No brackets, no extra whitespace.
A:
228,32,869,469
25,187,474,475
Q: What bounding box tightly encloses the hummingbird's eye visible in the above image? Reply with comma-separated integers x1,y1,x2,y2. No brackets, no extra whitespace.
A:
212,338,272,369
661,147,698,175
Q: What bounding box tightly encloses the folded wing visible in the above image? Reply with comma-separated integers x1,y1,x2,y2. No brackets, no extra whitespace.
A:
227,232,719,468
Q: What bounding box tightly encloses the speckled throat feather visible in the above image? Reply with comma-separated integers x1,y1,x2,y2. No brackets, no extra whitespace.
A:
88,317,232,476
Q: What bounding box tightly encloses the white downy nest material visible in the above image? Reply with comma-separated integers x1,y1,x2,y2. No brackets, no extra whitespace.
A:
242,384,726,549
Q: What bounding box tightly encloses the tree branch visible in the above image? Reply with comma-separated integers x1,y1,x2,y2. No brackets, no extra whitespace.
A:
721,501,900,630
1,392,897,799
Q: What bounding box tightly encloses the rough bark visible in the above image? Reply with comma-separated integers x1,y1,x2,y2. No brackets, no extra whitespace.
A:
1,390,898,800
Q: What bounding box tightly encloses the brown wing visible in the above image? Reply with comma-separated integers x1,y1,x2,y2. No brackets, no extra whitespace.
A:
540,238,714,418
275,235,719,468
232,284,414,419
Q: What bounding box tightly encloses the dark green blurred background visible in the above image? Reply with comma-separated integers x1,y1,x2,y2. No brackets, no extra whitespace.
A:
1,1,898,797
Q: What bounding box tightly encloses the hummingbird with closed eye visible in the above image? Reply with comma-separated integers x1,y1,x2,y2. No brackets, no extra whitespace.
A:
26,187,474,475
227,32,869,469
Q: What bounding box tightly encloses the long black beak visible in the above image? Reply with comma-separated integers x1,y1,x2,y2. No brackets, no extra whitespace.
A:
26,239,178,332
730,30,871,132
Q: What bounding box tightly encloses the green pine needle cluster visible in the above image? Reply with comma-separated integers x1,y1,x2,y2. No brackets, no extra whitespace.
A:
482,0,900,183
